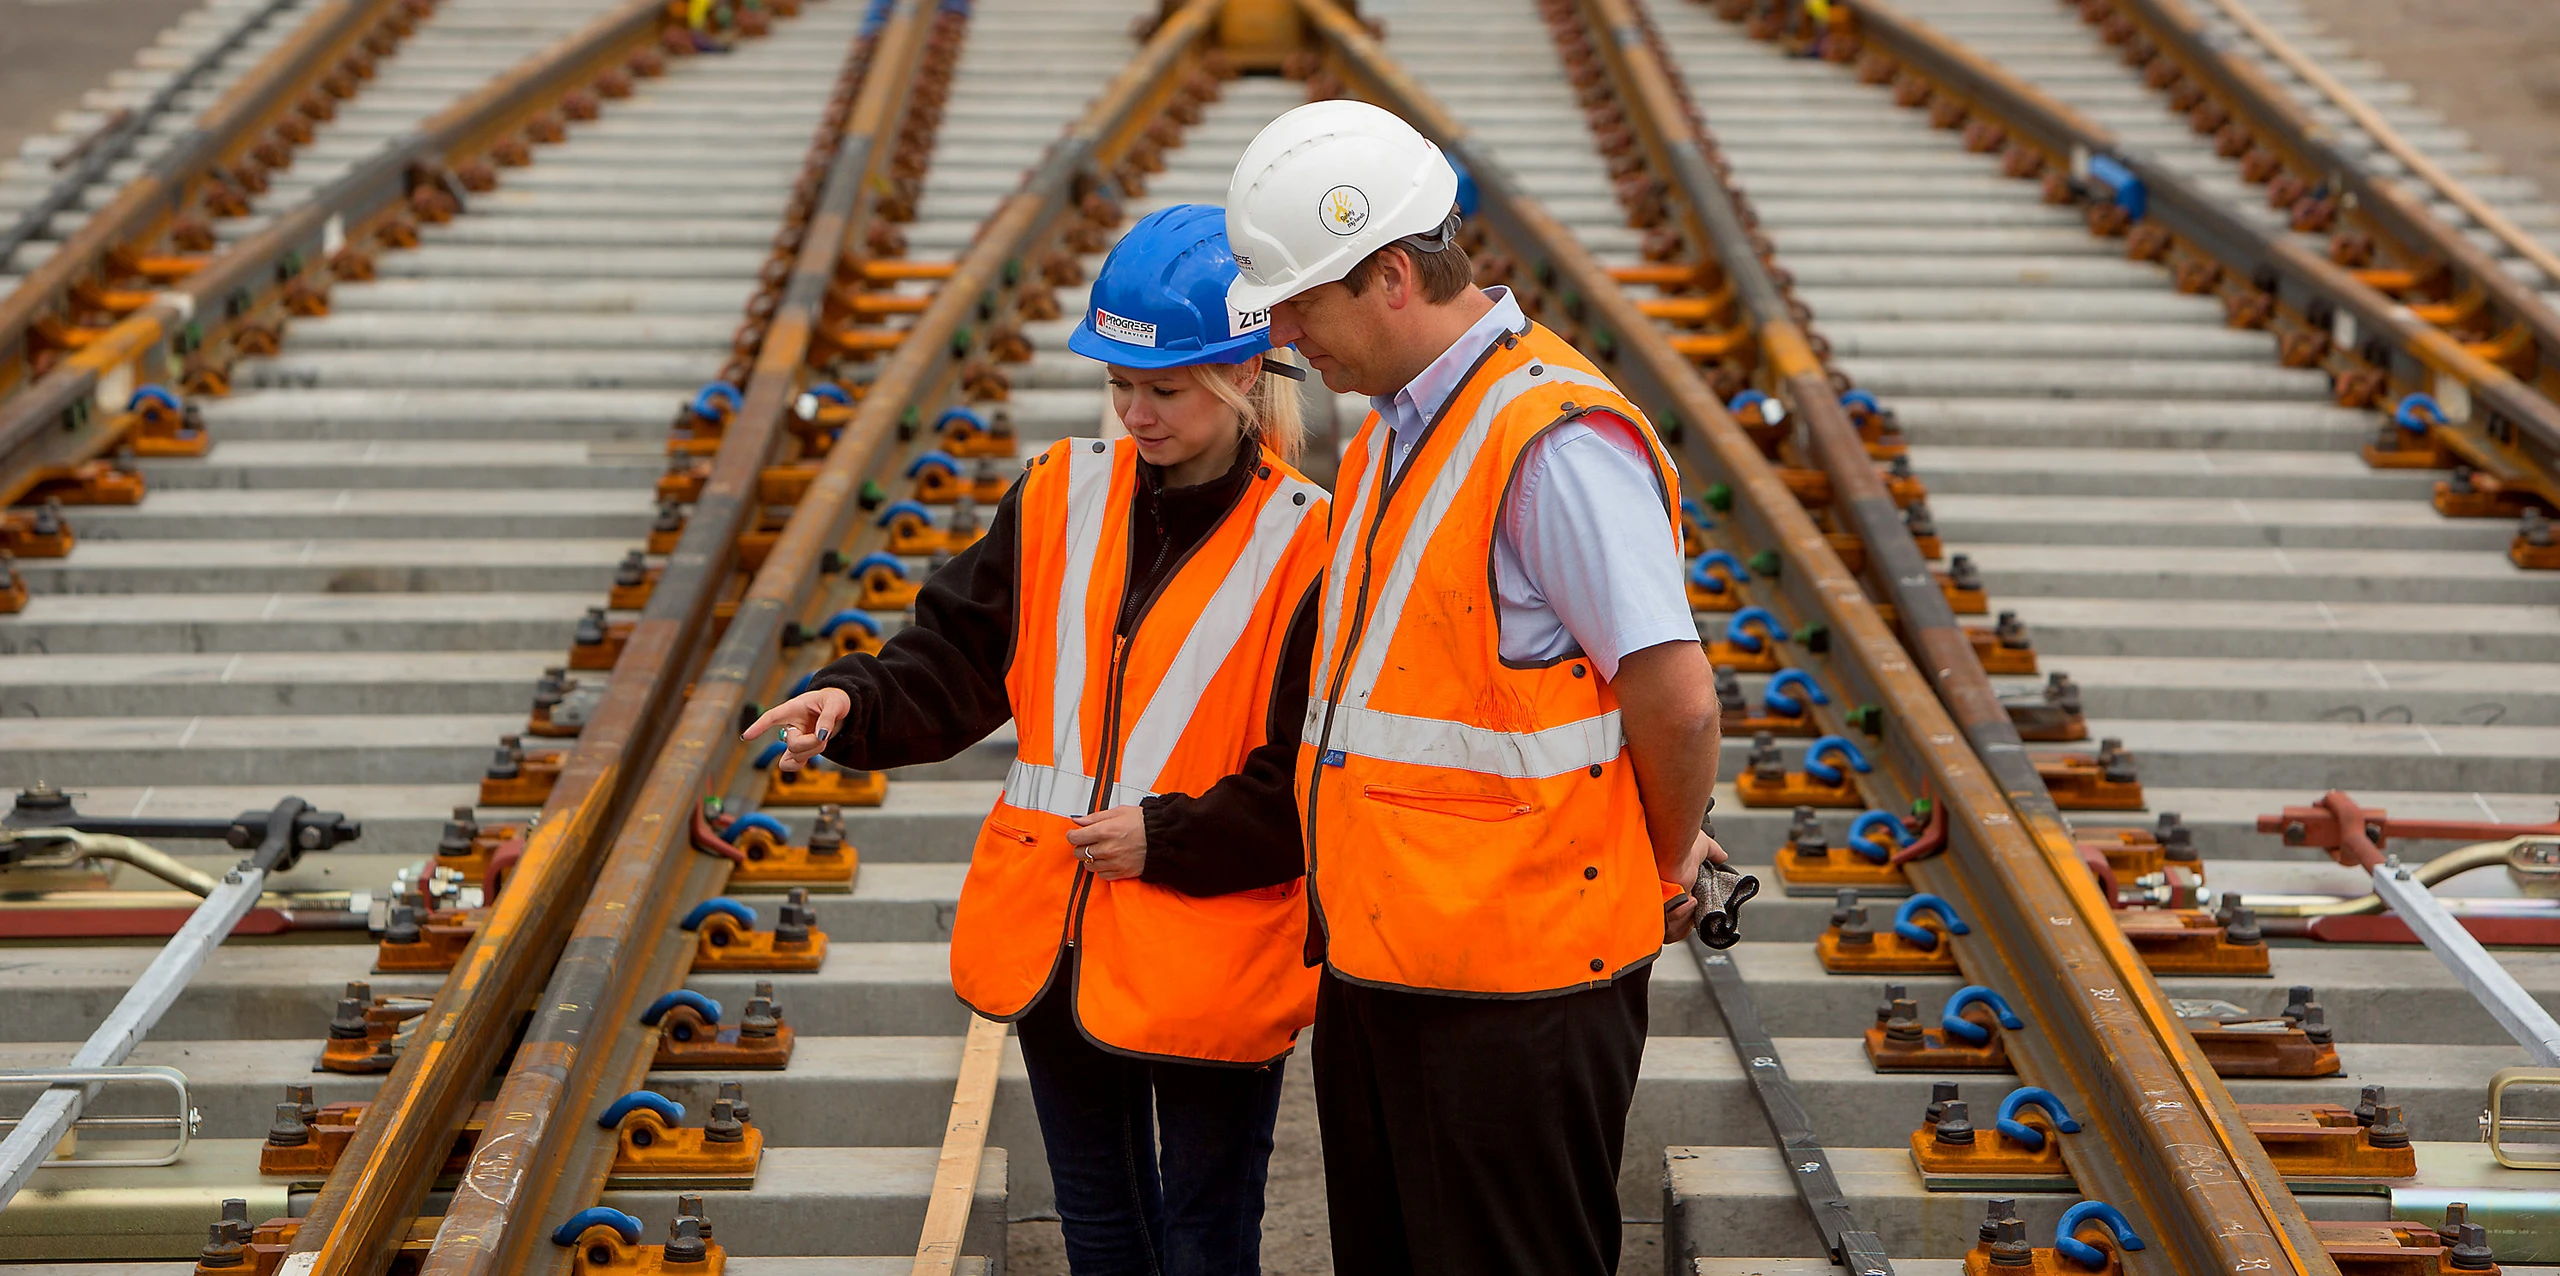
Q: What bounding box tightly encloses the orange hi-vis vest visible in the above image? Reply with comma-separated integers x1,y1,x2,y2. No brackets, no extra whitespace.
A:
950,435,1331,1064
1296,319,1680,997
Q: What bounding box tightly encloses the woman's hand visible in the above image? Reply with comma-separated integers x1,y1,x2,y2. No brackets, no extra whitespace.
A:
740,687,852,772
1066,805,1147,881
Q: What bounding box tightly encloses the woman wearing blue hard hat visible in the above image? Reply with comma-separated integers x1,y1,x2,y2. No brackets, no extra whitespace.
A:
744,203,1326,1274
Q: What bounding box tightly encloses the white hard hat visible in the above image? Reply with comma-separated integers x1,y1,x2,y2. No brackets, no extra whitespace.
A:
1223,100,1462,312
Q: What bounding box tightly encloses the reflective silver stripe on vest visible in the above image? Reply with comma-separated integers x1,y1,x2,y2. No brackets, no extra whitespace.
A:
1311,413,1386,700
1303,700,1625,780
1048,442,1117,778
1005,758,1153,818
1115,473,1324,796
1337,362,1613,710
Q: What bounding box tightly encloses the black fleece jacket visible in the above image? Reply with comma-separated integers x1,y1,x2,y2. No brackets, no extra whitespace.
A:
810,444,1318,898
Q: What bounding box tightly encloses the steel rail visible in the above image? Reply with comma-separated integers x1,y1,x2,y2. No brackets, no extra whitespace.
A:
408,3,1234,1268
1562,12,2301,1262
1575,0,2026,841
0,0,300,268
1825,0,2560,507
1296,2,2327,1270
426,5,1224,1262
0,0,411,393
15,6,769,1274
2087,0,2560,421
283,0,898,1262
2186,0,2560,292
0,0,671,512
408,2,939,1267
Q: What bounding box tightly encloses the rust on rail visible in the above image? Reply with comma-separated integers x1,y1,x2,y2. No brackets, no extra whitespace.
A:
1295,0,2327,1269
0,0,684,553
0,0,413,395
1827,0,2560,517
397,1,1241,1268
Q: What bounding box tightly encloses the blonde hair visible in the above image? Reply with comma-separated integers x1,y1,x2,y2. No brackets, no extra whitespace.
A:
1191,352,1307,464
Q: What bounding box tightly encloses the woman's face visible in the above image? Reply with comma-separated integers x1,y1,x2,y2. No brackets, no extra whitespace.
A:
1106,360,1256,472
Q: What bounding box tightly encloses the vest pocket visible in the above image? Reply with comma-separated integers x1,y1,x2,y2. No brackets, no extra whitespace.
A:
1361,784,1535,822
984,818,1040,845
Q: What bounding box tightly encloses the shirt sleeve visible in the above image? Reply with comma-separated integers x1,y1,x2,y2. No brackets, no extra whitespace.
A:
809,480,1022,772
1135,579,1318,898
1501,411,1693,681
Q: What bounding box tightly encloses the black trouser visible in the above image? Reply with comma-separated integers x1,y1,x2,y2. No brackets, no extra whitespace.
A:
1013,956,1287,1276
1313,965,1651,1276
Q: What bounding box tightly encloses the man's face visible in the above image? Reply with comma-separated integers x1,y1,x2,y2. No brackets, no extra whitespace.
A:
1266,276,1397,397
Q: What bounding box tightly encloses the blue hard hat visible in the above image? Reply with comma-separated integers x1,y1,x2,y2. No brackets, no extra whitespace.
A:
1449,155,1480,219
1069,204,1278,369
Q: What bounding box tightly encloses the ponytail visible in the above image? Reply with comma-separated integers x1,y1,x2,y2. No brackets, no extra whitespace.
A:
1190,352,1307,464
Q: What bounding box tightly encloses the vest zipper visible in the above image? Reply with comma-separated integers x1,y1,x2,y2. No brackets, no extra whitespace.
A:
1300,463,1395,943
1301,331,1527,949
1066,460,1258,950
1064,632,1130,949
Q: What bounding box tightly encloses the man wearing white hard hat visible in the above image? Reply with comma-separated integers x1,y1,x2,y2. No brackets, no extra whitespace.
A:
1228,100,1722,1271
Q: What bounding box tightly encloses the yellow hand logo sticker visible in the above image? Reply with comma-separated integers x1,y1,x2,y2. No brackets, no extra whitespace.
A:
1318,185,1370,236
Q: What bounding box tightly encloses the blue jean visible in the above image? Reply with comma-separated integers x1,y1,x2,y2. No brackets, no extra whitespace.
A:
1013,958,1287,1276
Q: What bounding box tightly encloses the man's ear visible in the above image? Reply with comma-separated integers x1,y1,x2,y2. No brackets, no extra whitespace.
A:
1377,246,1416,311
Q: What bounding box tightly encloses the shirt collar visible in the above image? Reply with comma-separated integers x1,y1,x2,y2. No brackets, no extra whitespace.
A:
1372,286,1528,442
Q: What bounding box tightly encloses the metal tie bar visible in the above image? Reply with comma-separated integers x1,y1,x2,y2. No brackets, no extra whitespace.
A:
0,797,327,1209
1688,936,1895,1275
2370,853,2560,1066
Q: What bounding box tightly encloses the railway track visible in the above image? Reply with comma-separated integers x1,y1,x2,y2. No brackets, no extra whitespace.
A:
1,0,2556,1271
1568,0,2560,1265
0,0,314,280
1646,3,2558,848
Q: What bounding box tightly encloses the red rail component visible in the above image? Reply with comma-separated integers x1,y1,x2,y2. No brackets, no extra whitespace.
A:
2258,790,2560,871
2302,912,2560,947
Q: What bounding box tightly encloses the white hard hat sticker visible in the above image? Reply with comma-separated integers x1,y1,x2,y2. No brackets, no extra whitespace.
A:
1230,305,1270,338
1093,308,1157,347
1318,185,1371,237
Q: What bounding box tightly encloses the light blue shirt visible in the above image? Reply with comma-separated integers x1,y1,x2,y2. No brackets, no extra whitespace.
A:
1372,288,1532,477
1367,288,1695,680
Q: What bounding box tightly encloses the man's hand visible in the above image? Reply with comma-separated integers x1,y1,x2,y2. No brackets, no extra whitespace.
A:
1066,805,1148,881
1696,826,1728,867
1663,827,1726,944
739,687,852,772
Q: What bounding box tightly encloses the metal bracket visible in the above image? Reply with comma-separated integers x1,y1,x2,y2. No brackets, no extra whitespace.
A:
0,1065,195,1167
4,784,359,876
2483,1068,2560,1170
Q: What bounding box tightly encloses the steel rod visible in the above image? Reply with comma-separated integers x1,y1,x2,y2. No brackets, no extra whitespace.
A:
2370,862,2560,1066
0,799,304,1210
